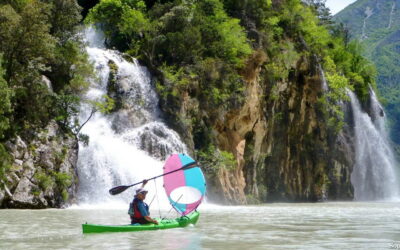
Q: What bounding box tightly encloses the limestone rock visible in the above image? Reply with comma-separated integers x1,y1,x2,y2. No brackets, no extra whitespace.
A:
157,52,359,204
23,159,35,179
10,177,47,208
0,121,79,208
5,136,27,159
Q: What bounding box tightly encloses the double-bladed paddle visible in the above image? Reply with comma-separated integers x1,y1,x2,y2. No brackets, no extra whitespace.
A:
109,161,198,195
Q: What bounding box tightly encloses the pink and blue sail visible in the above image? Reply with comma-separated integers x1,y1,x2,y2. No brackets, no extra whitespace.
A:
163,154,206,215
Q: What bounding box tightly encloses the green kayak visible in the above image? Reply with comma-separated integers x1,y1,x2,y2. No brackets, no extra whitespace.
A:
82,211,200,234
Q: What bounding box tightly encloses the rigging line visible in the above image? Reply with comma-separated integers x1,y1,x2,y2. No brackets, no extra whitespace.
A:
163,194,183,220
148,195,156,207
153,178,162,218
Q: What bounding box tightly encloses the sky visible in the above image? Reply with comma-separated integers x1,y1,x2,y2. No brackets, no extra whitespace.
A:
325,0,358,15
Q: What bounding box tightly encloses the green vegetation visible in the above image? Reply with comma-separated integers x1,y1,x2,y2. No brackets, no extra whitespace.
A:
0,56,11,140
86,0,252,116
90,95,116,114
34,169,55,191
335,0,400,144
0,0,93,141
34,167,72,201
198,144,236,175
0,1,93,202
0,143,11,183
54,172,72,189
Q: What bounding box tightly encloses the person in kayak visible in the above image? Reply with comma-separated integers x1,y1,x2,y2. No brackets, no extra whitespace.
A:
129,180,158,225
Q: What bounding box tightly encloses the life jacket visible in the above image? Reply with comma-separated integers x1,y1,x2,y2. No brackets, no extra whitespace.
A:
129,198,149,219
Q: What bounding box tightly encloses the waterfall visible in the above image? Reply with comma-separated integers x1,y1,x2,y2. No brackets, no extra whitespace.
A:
76,27,187,207
387,1,396,29
348,89,399,201
318,64,328,91
361,6,373,40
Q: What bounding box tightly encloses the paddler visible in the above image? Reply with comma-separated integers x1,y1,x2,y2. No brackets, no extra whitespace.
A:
128,179,159,225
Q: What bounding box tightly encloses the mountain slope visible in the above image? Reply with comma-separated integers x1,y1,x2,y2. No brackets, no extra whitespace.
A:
335,0,400,144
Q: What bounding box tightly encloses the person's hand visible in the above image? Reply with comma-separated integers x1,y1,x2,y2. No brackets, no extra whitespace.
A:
153,219,158,225
142,179,148,185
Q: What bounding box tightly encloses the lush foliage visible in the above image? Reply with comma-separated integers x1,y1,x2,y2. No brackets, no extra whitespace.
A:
198,144,236,176
0,0,93,140
87,0,251,111
0,56,11,139
0,142,11,183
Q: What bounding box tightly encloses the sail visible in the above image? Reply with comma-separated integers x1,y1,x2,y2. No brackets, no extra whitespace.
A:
163,154,206,215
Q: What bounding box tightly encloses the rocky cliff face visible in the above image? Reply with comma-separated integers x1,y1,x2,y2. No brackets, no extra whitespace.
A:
0,122,78,208
214,55,355,203
157,52,357,204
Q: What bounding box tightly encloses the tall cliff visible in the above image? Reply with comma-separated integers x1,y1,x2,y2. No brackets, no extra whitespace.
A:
85,0,380,204
162,50,356,203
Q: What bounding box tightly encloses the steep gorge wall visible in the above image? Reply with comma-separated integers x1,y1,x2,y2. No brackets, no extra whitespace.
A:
159,53,356,204
217,56,355,203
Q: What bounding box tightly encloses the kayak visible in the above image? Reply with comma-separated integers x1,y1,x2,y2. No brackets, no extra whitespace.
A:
82,211,200,234
84,154,205,234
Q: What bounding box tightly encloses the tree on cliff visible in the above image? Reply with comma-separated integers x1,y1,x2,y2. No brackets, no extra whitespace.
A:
0,0,93,208
0,0,92,140
0,56,11,140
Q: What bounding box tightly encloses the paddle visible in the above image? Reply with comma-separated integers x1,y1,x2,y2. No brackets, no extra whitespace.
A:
109,161,198,195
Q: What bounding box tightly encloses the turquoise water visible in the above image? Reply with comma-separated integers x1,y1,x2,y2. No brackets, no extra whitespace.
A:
1,202,399,249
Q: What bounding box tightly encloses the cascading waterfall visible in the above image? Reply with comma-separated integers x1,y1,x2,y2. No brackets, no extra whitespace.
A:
318,64,329,91
76,27,187,207
387,1,396,29
348,89,399,200
361,6,373,40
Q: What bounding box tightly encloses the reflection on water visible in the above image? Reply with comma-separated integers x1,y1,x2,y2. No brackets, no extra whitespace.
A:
1,202,400,250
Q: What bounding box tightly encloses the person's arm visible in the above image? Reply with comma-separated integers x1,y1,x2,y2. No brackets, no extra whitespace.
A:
144,216,158,224
138,200,158,224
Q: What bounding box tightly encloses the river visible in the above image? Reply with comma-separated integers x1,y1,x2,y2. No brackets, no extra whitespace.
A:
1,202,399,249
